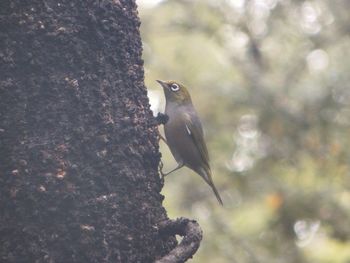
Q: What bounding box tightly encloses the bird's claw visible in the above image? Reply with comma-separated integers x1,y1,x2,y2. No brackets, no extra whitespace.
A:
159,160,166,183
156,113,169,125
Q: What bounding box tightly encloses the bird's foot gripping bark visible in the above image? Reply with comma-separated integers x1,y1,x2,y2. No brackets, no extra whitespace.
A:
158,160,166,184
155,218,203,263
156,112,169,125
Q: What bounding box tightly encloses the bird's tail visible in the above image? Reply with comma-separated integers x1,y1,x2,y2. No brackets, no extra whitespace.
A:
199,167,223,206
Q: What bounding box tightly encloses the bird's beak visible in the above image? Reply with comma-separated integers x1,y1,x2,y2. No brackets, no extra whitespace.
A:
156,80,169,90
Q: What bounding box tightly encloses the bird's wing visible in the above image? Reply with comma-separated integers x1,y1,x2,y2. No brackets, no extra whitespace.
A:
184,112,223,205
184,112,210,167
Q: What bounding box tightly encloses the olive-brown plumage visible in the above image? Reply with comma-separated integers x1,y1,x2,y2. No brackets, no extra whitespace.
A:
157,80,223,205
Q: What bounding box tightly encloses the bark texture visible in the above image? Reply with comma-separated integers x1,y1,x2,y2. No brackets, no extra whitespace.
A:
0,0,177,262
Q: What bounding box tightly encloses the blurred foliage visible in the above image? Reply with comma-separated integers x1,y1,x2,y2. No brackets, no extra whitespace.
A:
138,0,350,262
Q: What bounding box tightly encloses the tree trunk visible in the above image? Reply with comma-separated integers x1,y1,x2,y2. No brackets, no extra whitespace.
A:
0,1,198,262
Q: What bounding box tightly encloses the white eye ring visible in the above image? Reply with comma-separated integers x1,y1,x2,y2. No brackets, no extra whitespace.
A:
170,83,180,92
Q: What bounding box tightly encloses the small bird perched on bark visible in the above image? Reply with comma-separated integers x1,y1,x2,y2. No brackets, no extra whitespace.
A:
157,80,223,205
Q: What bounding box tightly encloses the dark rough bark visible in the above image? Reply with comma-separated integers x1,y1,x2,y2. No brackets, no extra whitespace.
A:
0,0,182,262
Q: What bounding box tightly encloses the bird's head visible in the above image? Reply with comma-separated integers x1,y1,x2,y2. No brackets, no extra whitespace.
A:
156,80,192,105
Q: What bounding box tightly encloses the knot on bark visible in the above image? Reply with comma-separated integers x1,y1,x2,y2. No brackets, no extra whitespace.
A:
156,217,203,263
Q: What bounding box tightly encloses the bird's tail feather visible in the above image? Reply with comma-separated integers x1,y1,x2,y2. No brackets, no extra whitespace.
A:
199,167,223,206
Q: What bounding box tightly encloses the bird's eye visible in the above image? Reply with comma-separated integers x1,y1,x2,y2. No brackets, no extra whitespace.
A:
170,83,180,92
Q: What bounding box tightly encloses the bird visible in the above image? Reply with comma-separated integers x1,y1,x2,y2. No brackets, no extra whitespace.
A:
156,80,223,205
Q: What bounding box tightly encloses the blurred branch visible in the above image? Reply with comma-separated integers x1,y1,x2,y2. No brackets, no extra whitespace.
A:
156,218,203,263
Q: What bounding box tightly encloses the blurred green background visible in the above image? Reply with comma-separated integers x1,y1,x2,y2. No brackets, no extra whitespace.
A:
137,0,350,262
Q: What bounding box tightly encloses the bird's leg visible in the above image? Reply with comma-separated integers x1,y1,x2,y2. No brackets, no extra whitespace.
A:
155,113,169,145
160,163,184,179
159,134,168,145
